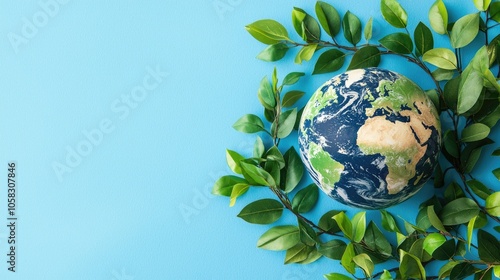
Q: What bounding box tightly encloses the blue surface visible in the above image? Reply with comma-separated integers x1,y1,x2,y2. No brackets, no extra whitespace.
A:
0,0,498,279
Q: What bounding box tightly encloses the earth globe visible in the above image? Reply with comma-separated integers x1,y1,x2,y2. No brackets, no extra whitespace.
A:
298,68,441,209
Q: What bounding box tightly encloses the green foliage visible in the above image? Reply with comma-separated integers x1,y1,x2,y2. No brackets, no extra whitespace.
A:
214,0,500,279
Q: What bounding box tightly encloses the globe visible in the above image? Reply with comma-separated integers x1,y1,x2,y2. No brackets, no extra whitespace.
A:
298,68,441,209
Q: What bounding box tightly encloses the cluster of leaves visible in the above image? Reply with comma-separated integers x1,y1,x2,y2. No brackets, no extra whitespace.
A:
213,0,500,279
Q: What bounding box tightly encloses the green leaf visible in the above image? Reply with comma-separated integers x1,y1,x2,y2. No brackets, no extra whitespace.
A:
257,225,300,251
424,233,446,255
493,168,500,180
473,0,492,11
425,89,440,110
318,210,342,233
284,243,310,264
432,239,456,260
493,148,500,156
494,266,500,278
380,0,408,28
282,72,305,86
457,70,484,115
428,0,448,34
226,149,245,174
298,219,317,246
313,49,346,75
416,207,431,230
265,146,285,169
292,8,321,42
353,253,374,277
443,76,460,113
364,222,392,258
491,2,500,22
324,273,352,280
341,243,356,274
364,17,373,41
379,33,413,54
487,34,500,66
486,192,500,216
229,183,249,207
276,108,297,138
282,91,305,108
399,250,426,279
423,48,457,70
240,162,276,187
467,215,477,251
342,11,361,45
282,147,304,193
461,123,490,142
450,13,480,49
253,136,265,158
237,199,283,224
319,239,347,260
444,182,465,202
233,114,266,134
432,68,454,81
439,197,480,225
292,183,319,213
443,130,459,158
351,211,366,243
414,22,434,56
294,44,317,64
478,229,500,262
298,248,322,264
427,205,447,232
450,263,475,280
256,43,289,62
467,179,492,200
347,46,381,70
333,212,353,240
380,270,393,280
264,161,281,187
246,19,289,45
439,261,459,279
315,1,341,37
212,176,248,196
380,210,400,233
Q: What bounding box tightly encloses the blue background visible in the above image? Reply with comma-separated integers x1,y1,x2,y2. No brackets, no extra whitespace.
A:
0,0,498,279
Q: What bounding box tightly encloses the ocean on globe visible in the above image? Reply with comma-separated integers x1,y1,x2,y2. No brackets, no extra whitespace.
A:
298,68,441,209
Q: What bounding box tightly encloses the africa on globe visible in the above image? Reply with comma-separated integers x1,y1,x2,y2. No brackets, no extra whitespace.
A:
298,68,441,209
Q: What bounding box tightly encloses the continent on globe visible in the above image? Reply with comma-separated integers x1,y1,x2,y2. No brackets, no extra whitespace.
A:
298,68,441,209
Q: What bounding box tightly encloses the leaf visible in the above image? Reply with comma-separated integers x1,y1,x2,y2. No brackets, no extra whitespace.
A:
488,34,500,66
333,212,353,240
414,22,434,56
428,0,448,34
265,146,285,169
444,182,465,202
276,108,297,138
294,44,317,64
237,199,283,224
212,175,248,196
486,192,500,216
457,70,483,115
432,68,454,81
495,266,500,278
341,243,356,274
379,33,413,54
399,250,426,279
432,239,456,260
256,43,289,62
313,49,346,75
450,263,475,280
229,183,249,207
450,13,480,49
364,17,373,41
282,91,305,108
324,273,352,280
342,11,361,45
257,225,300,251
461,123,490,142
493,168,500,180
347,46,381,70
380,210,399,233
364,222,392,258
439,197,480,225
380,270,393,280
443,76,460,113
467,215,477,251
467,179,492,200
240,162,276,187
246,19,289,45
416,207,431,230
233,114,266,134
478,229,500,262
318,210,342,233
427,205,447,232
423,233,446,255
282,72,305,86
292,8,321,42
298,219,317,246
353,254,374,277
473,0,492,12
292,183,319,213
443,130,459,158
315,1,341,37
493,148,500,156
423,48,457,70
439,261,459,279
298,248,322,264
226,149,245,174
253,136,265,158
381,0,408,28
284,243,310,264
282,147,304,193
319,239,347,259
491,2,500,22
351,211,366,243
